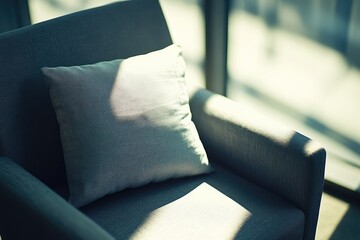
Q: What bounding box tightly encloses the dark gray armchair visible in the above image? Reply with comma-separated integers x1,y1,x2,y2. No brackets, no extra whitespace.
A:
0,0,325,239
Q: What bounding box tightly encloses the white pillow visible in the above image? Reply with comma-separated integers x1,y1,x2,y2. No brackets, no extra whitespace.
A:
42,45,211,207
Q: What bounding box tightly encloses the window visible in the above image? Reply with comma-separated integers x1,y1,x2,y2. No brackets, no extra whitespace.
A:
228,0,360,192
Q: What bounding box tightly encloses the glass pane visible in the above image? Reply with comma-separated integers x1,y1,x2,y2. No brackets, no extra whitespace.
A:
160,0,205,87
228,0,360,191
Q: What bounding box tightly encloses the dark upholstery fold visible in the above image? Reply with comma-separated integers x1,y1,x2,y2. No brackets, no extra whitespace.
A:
0,157,115,240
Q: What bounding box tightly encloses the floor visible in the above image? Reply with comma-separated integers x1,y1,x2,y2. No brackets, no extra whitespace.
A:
316,190,360,239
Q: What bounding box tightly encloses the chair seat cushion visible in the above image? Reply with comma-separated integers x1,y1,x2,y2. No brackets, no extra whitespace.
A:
80,165,305,239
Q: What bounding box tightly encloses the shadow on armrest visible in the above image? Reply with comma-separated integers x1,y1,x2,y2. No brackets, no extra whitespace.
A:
0,157,114,240
189,87,326,240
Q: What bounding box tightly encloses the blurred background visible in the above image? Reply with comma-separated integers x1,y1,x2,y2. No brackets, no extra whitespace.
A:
1,0,359,239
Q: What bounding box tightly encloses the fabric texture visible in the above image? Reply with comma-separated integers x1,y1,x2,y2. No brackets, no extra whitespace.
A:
0,157,115,240
188,87,326,240
42,45,211,207
81,165,304,239
0,0,171,188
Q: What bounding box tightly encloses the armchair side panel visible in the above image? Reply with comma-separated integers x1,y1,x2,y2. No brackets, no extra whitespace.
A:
189,87,326,240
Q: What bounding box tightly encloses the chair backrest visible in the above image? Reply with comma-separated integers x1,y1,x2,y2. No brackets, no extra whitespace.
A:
0,0,172,187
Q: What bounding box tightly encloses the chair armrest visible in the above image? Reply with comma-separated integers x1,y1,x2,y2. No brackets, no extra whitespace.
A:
0,157,115,240
189,87,326,240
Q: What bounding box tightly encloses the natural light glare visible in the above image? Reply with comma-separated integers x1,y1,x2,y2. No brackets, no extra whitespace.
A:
204,94,296,145
130,183,251,240
316,193,350,239
228,11,349,114
228,9,360,192
160,0,205,87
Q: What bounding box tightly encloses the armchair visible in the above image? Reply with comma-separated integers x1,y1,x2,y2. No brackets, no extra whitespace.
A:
0,0,325,239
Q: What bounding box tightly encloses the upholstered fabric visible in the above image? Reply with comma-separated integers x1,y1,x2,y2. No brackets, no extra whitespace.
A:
0,0,326,239
43,45,211,207
0,157,115,240
188,87,326,240
0,0,171,188
81,165,305,239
